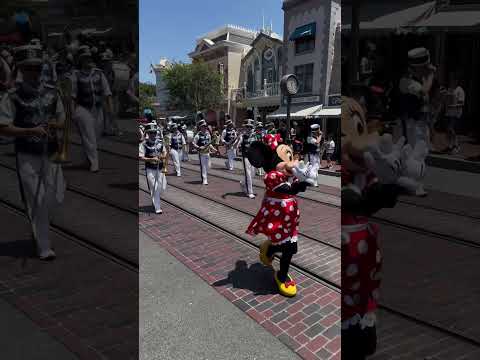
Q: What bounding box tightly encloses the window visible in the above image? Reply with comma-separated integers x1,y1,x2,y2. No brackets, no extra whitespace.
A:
295,36,315,55
294,64,314,94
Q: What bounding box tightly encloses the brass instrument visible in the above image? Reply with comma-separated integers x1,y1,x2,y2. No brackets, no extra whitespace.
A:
162,132,170,173
51,75,72,163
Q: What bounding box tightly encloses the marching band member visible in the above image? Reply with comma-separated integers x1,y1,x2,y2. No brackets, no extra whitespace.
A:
254,121,266,176
236,119,257,198
0,44,66,260
70,45,113,172
139,122,167,214
169,123,185,177
306,124,322,187
221,118,237,171
180,124,190,161
266,121,276,135
192,120,216,185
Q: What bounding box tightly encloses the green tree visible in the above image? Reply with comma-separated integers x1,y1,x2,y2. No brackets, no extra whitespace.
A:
162,61,223,113
139,82,156,116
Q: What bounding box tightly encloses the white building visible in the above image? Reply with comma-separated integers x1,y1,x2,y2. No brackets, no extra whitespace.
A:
269,0,341,137
151,58,171,114
232,30,284,123
188,24,258,127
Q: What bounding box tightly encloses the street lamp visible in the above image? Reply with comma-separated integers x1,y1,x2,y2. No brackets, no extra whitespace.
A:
280,74,299,145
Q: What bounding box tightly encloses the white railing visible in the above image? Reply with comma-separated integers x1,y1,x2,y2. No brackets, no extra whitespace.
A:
232,81,280,102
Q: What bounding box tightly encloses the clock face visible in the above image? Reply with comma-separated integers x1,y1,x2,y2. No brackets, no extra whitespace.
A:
286,76,298,95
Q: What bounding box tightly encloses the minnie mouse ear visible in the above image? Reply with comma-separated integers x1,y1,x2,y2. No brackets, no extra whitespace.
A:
246,141,272,169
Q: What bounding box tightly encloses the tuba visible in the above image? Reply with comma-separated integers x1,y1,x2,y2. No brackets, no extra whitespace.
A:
51,74,72,163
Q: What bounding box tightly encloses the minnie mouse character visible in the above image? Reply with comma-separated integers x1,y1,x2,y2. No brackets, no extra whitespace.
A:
341,96,427,359
245,140,314,297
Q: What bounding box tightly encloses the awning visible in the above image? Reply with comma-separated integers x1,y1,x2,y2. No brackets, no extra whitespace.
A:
289,22,316,41
266,104,322,120
342,1,435,31
415,11,480,28
308,107,341,118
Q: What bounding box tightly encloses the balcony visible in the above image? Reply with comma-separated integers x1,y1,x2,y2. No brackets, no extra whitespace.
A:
232,81,280,107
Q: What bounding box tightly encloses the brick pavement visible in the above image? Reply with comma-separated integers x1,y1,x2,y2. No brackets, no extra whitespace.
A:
163,166,340,249
205,155,341,196
370,309,480,360
140,176,340,286
139,191,341,360
176,161,341,206
0,204,138,360
375,220,480,344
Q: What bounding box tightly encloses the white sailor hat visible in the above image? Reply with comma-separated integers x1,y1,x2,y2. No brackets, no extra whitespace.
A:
77,45,93,59
367,41,376,51
408,47,430,67
225,119,233,126
13,45,43,66
243,119,255,128
101,49,113,60
30,38,42,47
255,121,264,128
144,122,158,133
198,119,207,127
311,124,321,131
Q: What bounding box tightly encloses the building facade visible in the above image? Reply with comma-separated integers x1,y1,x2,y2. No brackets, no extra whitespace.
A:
268,0,340,142
232,30,284,124
151,58,171,114
188,25,257,127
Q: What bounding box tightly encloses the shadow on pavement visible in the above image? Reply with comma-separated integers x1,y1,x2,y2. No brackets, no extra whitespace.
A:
222,192,249,199
184,180,203,185
108,182,138,190
0,239,36,259
139,205,155,214
212,260,278,296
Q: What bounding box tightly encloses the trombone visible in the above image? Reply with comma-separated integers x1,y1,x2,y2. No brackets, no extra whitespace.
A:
51,75,72,163
162,131,170,174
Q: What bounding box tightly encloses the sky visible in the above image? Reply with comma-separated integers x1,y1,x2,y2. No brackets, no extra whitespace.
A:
139,0,284,84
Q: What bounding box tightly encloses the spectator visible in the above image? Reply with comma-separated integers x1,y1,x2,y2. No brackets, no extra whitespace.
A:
444,73,465,154
326,135,336,169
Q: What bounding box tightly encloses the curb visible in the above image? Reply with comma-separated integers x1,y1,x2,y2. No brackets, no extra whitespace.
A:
426,155,480,174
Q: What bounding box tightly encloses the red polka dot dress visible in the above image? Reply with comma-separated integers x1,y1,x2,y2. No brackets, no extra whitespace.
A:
246,170,300,244
342,170,382,330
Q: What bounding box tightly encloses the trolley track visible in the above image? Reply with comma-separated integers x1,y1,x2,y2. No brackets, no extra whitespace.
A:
0,160,137,215
138,183,480,352
138,185,340,293
0,196,138,272
138,166,340,251
175,162,341,208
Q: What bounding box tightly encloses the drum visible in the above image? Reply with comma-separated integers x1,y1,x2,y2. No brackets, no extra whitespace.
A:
111,61,130,92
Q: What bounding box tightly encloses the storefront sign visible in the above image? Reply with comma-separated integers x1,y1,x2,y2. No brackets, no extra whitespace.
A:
282,95,321,105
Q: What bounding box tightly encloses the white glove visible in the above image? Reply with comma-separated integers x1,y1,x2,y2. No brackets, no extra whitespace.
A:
292,161,317,186
363,135,405,185
397,141,428,195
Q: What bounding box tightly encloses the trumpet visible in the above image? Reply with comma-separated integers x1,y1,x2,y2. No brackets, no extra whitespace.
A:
51,76,72,163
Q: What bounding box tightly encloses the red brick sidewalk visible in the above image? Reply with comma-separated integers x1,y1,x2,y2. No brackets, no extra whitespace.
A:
166,166,340,249
0,205,138,359
139,191,341,360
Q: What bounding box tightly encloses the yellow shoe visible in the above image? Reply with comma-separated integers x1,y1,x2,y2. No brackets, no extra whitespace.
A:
274,272,297,297
259,240,273,267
